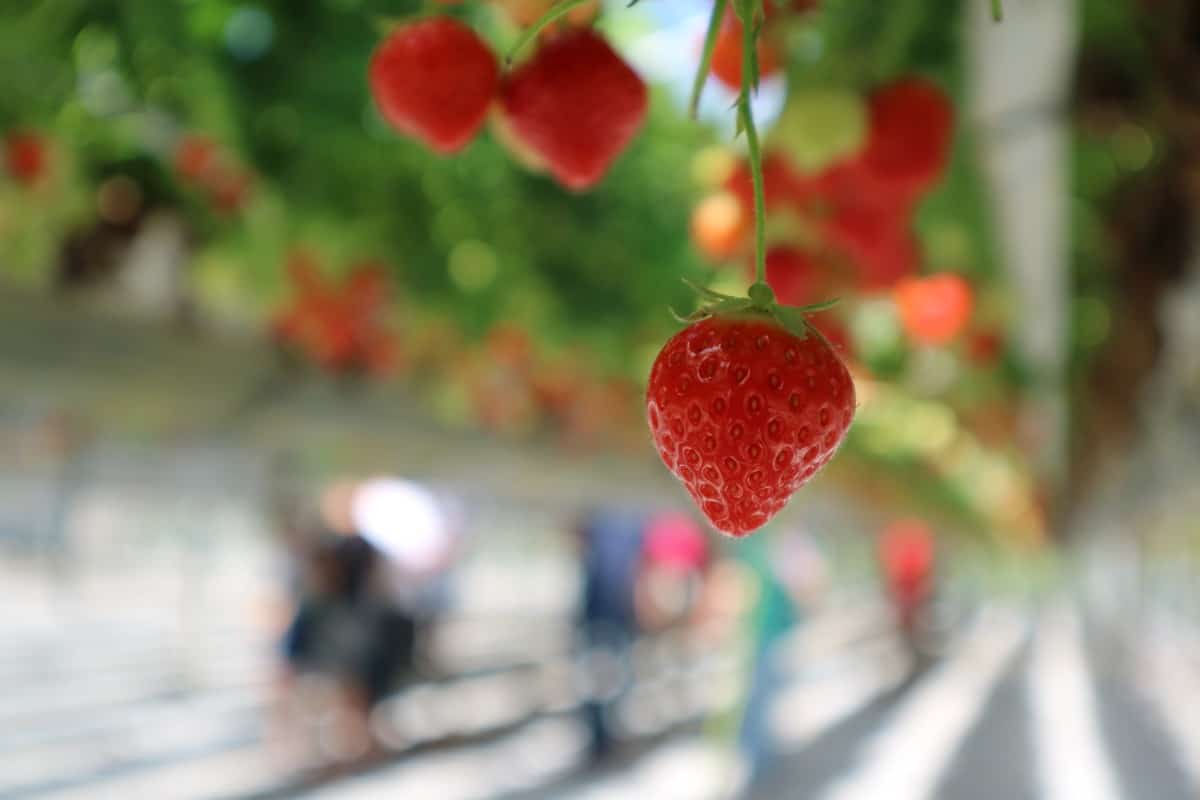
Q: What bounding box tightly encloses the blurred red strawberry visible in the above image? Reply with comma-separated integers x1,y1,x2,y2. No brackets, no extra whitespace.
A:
370,17,499,154
4,130,48,186
861,77,954,200
966,329,1004,365
822,202,918,290
174,135,218,182
691,192,749,261
501,30,647,190
894,273,974,346
273,252,399,377
724,152,803,212
879,519,936,609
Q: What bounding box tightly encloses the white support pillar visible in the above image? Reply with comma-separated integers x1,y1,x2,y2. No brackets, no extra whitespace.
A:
965,0,1080,511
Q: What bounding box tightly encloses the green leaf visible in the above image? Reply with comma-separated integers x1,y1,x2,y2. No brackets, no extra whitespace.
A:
795,297,840,314
682,277,740,303
688,0,729,119
769,305,814,339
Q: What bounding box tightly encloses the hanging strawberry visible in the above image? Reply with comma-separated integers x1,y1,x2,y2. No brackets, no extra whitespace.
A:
500,29,648,190
646,285,856,536
647,0,859,536
369,17,499,154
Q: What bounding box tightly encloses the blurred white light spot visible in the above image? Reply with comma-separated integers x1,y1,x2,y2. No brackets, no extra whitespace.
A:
351,478,448,572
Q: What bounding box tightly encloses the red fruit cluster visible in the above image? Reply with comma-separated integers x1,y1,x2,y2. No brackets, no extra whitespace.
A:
440,323,639,446
369,18,646,191
696,77,954,295
173,134,254,215
4,130,49,187
647,315,855,536
272,252,400,376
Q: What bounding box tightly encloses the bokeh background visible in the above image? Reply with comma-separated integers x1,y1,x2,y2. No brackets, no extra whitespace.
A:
2,0,1199,798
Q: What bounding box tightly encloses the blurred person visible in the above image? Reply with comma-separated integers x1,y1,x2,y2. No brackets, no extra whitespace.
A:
278,530,383,766
273,481,418,768
349,476,459,678
634,511,712,635
736,526,829,789
877,519,938,660
573,505,647,762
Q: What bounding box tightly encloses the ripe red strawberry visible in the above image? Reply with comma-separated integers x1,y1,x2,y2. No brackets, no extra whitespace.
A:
500,30,647,190
369,17,499,154
894,273,973,345
861,77,954,199
709,9,782,90
647,314,855,536
4,131,48,186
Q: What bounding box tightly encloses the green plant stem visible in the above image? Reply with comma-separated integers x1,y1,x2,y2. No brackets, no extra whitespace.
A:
740,8,767,287
991,0,1003,22
505,0,592,64
688,0,729,118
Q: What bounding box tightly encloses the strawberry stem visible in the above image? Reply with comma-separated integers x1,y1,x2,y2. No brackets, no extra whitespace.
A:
738,2,767,289
505,0,592,64
688,0,729,119
990,0,1003,22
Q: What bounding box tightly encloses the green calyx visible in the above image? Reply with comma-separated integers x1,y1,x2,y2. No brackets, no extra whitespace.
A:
675,278,838,341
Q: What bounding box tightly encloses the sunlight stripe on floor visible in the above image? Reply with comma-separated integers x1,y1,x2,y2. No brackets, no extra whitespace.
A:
1136,615,1200,788
1029,604,1122,800
817,609,1026,800
769,636,911,750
